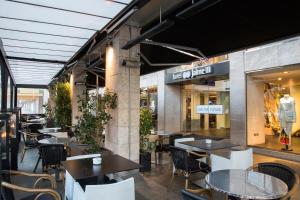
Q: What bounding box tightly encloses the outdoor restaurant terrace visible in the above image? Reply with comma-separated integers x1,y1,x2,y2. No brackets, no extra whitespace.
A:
1,0,300,200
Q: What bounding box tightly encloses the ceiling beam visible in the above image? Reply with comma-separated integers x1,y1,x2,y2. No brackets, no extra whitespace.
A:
5,0,113,20
0,16,98,31
16,84,48,89
0,27,89,40
4,45,76,53
5,50,71,58
6,56,67,64
1,37,82,47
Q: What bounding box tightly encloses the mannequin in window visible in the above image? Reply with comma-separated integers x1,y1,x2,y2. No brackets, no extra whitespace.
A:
278,92,296,149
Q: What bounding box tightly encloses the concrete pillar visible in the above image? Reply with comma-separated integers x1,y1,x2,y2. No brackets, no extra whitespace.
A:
247,76,265,145
157,71,181,132
70,66,86,125
229,51,247,146
105,25,140,161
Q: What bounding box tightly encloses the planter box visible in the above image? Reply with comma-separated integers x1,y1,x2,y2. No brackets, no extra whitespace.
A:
140,152,151,172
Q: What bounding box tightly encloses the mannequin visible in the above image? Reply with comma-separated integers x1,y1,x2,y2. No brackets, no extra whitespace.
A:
278,94,296,150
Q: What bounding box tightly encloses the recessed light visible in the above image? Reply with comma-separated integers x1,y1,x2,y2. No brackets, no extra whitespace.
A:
283,71,289,74
278,77,282,81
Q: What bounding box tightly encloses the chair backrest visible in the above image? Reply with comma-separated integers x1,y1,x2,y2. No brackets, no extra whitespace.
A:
181,189,208,200
169,134,183,146
36,134,54,141
257,162,299,192
85,177,135,200
27,123,44,133
40,144,67,166
174,137,195,151
230,148,253,170
67,154,101,160
170,146,188,171
211,148,253,172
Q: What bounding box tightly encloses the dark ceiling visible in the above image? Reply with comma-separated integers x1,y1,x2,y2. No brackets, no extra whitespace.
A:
140,0,300,74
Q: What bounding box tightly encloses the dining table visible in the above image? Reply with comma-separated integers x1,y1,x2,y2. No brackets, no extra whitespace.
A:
62,154,140,189
38,127,68,138
179,139,239,154
204,169,288,200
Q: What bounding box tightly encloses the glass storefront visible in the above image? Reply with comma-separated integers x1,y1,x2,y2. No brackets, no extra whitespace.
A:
180,80,230,138
247,66,300,153
17,88,49,114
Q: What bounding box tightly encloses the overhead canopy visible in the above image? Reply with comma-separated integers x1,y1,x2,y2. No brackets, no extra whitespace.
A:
134,0,300,74
0,0,131,85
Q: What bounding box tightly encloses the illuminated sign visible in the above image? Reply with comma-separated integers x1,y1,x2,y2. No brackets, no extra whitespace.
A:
172,66,213,80
196,105,224,115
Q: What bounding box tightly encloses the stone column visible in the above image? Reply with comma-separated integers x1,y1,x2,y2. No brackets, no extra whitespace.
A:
70,66,86,125
105,25,140,161
229,51,247,146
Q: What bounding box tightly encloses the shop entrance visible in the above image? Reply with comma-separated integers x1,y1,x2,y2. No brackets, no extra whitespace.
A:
181,80,230,139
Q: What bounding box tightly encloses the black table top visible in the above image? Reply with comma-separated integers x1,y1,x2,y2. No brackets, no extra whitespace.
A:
180,139,239,152
62,154,140,181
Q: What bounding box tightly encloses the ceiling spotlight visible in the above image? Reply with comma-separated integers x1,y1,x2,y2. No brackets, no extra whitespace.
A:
278,77,282,81
283,71,289,74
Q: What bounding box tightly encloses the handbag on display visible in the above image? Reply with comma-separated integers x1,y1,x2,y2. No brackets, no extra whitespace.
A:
279,129,289,145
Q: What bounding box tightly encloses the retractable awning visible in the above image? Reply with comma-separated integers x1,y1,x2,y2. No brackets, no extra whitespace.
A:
0,0,131,85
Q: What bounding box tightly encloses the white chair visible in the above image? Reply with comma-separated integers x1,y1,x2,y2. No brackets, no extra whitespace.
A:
174,137,195,151
65,154,101,200
73,177,135,200
211,148,253,172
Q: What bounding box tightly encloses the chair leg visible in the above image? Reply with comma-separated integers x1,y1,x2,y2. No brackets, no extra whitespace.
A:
33,156,41,172
155,152,157,165
184,172,190,190
167,169,176,191
20,148,27,163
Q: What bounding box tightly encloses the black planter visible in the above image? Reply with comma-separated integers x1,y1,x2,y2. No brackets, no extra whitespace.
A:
139,152,151,172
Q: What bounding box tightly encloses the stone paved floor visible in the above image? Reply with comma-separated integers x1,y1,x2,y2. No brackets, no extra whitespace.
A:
12,144,300,200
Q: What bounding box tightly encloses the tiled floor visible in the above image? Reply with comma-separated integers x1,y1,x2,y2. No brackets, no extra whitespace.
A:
13,144,300,200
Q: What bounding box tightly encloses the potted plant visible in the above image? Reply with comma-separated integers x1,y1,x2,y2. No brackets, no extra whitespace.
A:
54,82,72,131
140,108,155,172
42,103,55,128
74,90,117,153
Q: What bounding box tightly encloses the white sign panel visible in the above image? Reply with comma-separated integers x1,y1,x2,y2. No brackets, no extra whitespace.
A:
196,105,224,115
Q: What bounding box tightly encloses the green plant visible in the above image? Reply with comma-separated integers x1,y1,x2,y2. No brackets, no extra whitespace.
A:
75,90,117,153
54,82,72,129
43,103,55,127
140,108,155,153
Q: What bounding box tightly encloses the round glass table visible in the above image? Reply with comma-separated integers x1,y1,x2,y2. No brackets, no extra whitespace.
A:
205,169,288,200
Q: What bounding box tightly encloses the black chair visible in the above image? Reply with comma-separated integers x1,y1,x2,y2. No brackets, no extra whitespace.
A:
252,162,299,200
19,130,39,163
33,134,56,173
181,189,209,200
39,144,67,173
27,123,44,133
1,170,61,200
154,133,183,164
169,146,209,189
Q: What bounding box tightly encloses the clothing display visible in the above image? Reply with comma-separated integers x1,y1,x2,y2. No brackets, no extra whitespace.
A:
278,95,296,146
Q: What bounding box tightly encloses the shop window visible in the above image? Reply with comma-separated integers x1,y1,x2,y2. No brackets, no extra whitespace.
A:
247,66,300,153
180,79,230,138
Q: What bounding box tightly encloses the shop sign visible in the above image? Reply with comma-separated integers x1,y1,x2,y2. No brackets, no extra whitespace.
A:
172,66,213,80
196,105,224,115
